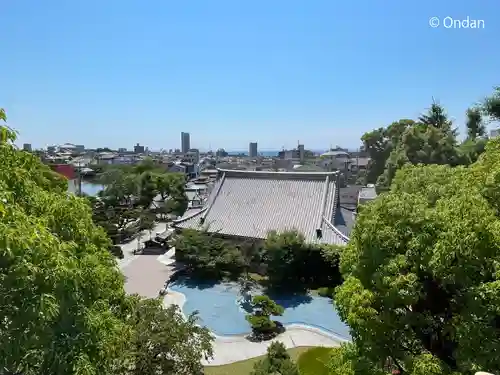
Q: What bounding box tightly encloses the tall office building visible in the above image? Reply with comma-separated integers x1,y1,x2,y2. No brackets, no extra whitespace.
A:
134,143,145,154
298,144,305,162
23,143,32,152
249,142,258,158
181,132,191,154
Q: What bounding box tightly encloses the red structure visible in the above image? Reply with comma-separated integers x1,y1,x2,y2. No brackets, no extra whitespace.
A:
50,164,76,180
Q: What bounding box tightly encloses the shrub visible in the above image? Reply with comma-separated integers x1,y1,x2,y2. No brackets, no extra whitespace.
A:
251,341,299,375
263,231,343,291
174,229,247,279
317,286,336,298
245,295,284,339
110,245,124,259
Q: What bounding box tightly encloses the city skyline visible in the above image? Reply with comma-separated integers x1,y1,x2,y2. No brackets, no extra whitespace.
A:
2,1,500,150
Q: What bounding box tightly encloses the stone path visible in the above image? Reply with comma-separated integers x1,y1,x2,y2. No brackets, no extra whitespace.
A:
117,222,167,270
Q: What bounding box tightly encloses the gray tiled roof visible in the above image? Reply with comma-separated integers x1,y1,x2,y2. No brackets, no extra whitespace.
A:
173,169,349,245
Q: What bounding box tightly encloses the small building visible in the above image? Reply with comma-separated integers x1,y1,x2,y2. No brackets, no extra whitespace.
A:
318,150,351,171
173,169,349,245
358,185,377,206
50,164,78,193
23,143,32,152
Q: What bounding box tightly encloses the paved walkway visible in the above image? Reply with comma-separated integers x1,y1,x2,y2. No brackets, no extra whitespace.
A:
120,232,346,366
117,222,168,270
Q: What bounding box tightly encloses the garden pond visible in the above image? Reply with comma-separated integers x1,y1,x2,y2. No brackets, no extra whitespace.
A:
169,278,350,339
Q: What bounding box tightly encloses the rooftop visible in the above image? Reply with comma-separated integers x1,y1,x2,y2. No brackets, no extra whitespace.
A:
173,169,349,245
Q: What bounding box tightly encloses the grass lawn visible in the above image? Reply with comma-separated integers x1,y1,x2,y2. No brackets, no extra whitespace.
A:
204,346,313,375
297,347,333,375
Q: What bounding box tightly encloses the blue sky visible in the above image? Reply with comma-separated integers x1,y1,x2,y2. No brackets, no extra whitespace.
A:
1,1,499,151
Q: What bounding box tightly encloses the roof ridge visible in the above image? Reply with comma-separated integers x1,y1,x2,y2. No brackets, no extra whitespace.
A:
217,168,339,180
316,174,331,238
322,216,349,243
172,207,206,224
200,172,226,224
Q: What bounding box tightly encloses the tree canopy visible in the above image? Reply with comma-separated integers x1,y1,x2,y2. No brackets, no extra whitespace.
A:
335,138,500,374
0,113,130,374
0,111,213,374
90,159,187,244
361,88,500,189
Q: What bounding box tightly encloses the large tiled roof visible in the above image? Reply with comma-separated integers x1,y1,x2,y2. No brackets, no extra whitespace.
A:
173,169,349,245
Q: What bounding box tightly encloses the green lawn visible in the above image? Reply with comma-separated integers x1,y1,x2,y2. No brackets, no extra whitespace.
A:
204,346,335,375
204,346,312,375
297,347,333,375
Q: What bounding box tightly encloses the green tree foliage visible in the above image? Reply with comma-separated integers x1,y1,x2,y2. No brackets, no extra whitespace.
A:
174,229,247,278
483,86,500,120
335,139,500,374
465,106,485,140
327,344,386,375
0,113,131,374
0,110,214,374
121,297,213,375
251,342,299,375
361,119,415,184
361,89,500,188
245,295,284,335
264,230,342,290
91,159,187,244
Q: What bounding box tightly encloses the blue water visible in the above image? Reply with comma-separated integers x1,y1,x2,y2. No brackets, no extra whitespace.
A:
81,182,103,196
169,280,350,339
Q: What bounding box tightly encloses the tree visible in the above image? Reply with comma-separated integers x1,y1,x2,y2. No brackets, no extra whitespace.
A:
335,147,500,374
264,230,306,287
483,86,500,121
0,112,132,374
465,106,485,140
246,295,284,337
121,297,213,375
418,100,455,134
251,341,299,375
263,231,342,290
327,344,386,375
174,229,246,278
361,120,415,184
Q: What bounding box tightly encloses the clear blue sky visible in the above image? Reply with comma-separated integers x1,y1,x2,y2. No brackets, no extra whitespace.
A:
1,1,499,151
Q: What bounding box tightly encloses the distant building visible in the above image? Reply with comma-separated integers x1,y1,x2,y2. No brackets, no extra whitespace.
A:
491,128,500,138
186,148,200,164
118,148,127,153
23,143,32,152
319,150,351,171
298,144,305,162
216,148,228,157
279,149,300,160
181,132,191,154
74,144,85,153
249,142,258,158
134,143,145,154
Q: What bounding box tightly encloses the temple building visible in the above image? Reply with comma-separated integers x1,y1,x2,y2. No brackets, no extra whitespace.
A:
173,169,350,245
